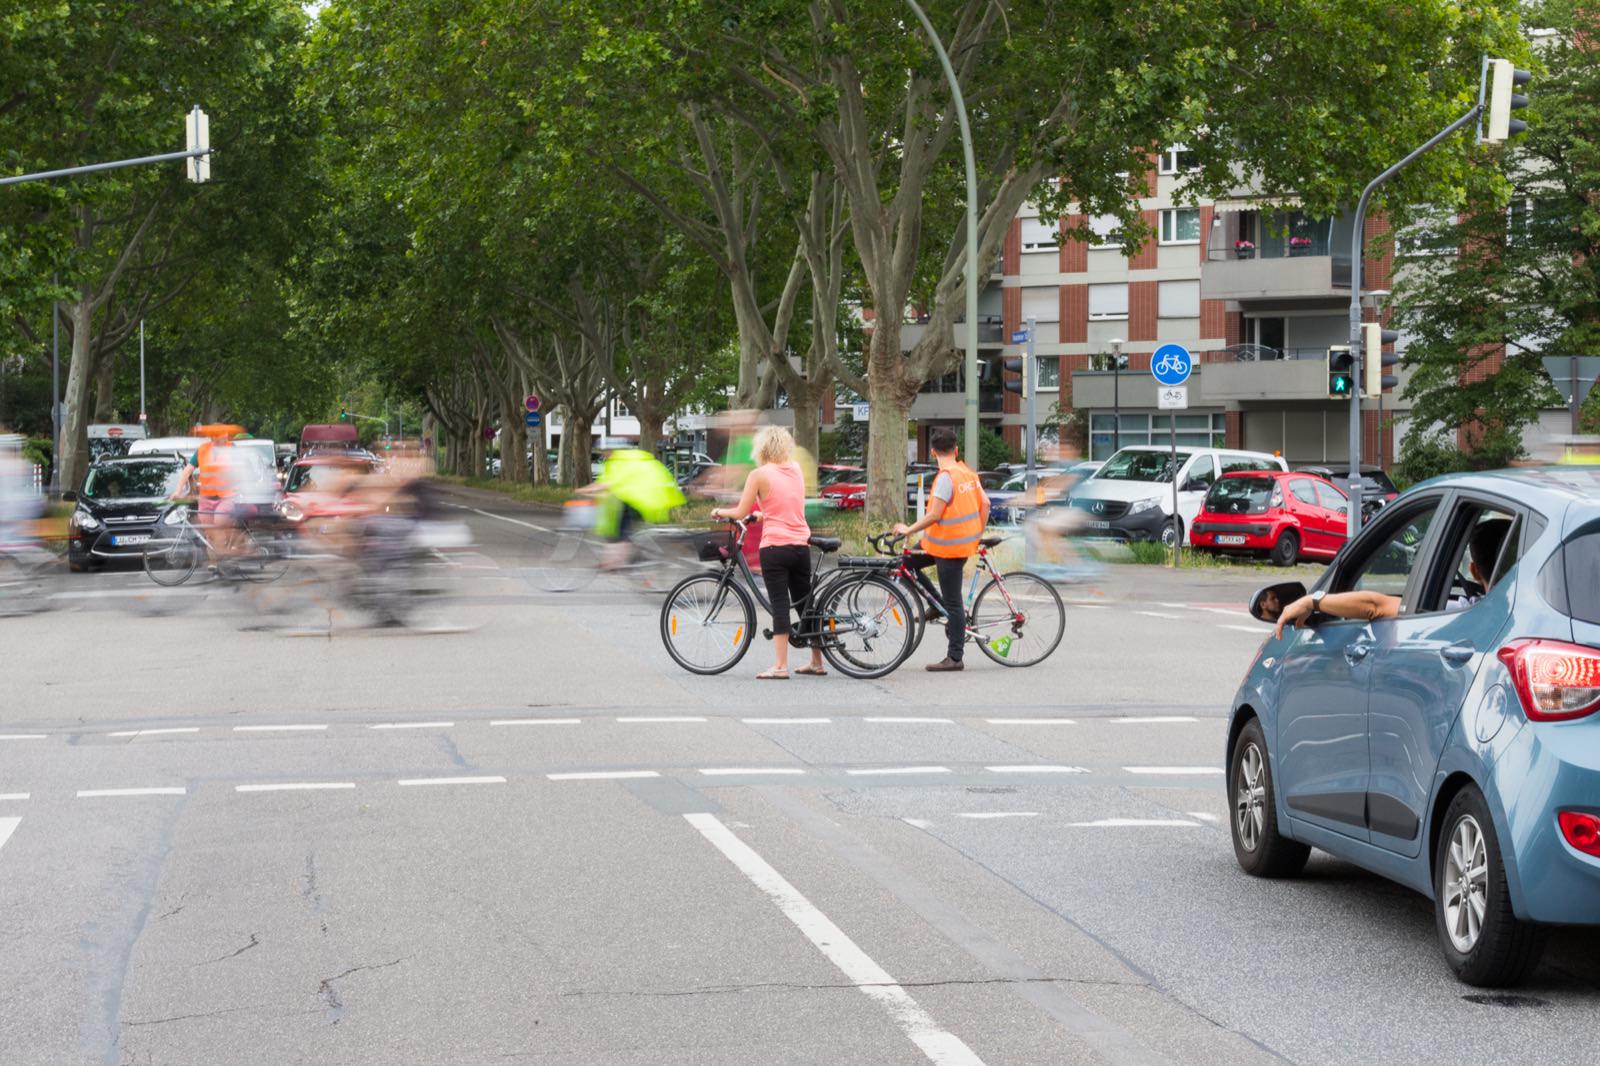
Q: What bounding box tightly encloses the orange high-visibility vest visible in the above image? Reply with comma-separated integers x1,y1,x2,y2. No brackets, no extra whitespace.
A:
196,441,235,499
922,462,986,558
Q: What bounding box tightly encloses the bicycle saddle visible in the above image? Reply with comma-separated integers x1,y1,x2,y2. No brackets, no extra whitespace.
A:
808,535,842,553
980,534,1006,547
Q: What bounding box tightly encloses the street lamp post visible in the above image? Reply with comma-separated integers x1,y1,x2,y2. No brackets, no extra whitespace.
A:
905,0,979,462
1109,338,1125,456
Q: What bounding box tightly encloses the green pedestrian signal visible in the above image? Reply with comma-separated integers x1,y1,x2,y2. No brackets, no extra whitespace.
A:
1327,345,1355,399
1330,372,1354,396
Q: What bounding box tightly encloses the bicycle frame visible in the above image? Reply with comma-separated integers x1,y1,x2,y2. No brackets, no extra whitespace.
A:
878,543,1026,641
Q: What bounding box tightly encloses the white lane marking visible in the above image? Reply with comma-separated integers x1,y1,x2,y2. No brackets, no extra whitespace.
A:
1155,601,1192,609
1066,818,1201,828
0,734,46,741
1135,611,1183,620
0,793,28,801
985,718,1076,726
77,787,187,798
398,776,506,787
1187,812,1220,823
864,716,954,724
1219,624,1267,634
684,813,984,1066
902,817,933,829
547,770,659,781
0,816,18,853
460,505,549,534
1108,716,1200,724
698,768,807,776
232,725,328,733
235,782,355,793
958,812,1039,820
1122,766,1225,775
985,765,1087,775
491,718,582,726
1063,600,1108,609
845,766,951,777
616,716,707,724
743,717,831,725
370,722,454,731
107,727,201,738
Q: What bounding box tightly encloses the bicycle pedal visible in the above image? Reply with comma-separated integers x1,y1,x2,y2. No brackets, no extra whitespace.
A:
761,628,773,640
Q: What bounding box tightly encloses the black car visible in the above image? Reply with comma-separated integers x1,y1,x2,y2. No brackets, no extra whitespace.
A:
1297,464,1398,520
65,456,185,572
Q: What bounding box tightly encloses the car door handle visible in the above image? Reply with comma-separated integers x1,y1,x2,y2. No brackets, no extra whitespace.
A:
1441,644,1475,666
1344,641,1372,665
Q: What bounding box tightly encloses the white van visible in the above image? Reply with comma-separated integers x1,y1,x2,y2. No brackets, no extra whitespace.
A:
128,436,206,459
87,423,147,463
1067,445,1287,547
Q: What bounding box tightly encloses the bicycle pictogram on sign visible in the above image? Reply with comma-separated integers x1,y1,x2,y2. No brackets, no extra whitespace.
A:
1150,343,1193,387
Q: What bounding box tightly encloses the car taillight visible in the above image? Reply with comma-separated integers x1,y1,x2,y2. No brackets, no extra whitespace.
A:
1558,811,1600,857
1497,640,1600,722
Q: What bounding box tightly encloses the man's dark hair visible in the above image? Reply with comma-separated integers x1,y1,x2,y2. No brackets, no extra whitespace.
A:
930,428,959,455
1469,517,1513,582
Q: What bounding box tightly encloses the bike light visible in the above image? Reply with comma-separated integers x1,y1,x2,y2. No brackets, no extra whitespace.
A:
1559,811,1600,857
1497,640,1600,722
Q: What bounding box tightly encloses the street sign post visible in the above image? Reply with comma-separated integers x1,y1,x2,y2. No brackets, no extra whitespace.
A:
1150,344,1193,567
524,411,543,428
524,394,541,414
1010,329,1029,344
1157,386,1188,410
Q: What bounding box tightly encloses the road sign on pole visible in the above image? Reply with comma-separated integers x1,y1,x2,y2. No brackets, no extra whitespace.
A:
1010,329,1029,344
1150,343,1193,387
524,411,543,428
524,394,541,414
1157,386,1188,410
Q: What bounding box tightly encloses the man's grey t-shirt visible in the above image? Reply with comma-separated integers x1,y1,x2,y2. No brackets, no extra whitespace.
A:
930,471,954,504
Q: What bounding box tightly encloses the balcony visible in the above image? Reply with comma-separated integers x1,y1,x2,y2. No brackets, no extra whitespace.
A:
1202,207,1353,302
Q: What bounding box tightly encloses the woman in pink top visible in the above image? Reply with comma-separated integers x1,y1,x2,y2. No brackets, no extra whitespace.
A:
711,426,826,679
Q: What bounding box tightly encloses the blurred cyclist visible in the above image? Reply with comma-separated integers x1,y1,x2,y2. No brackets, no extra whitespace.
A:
179,424,249,561
1022,438,1100,583
581,438,685,568
0,432,44,549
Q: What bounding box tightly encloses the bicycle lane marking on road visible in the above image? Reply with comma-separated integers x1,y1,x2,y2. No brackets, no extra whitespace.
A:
449,503,551,535
684,812,986,1066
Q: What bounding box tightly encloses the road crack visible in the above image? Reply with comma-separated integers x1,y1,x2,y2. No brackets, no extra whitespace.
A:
198,932,260,965
316,956,410,1024
123,1004,262,1028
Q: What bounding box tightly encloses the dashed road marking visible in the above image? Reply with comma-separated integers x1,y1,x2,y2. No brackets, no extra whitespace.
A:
864,716,954,724
743,717,831,725
685,812,984,1066
846,766,951,777
491,718,582,726
616,716,707,724
0,734,46,741
697,768,807,776
985,765,1087,775
1218,624,1267,634
456,504,550,534
958,812,1039,820
1066,818,1201,828
107,727,201,738
1122,766,1224,775
77,787,186,798
235,782,355,793
547,770,659,781
985,718,1076,726
398,776,505,787
1135,611,1183,620
1187,812,1220,823
233,725,328,733
0,793,28,802
1108,716,1200,724
0,816,18,854
370,722,454,731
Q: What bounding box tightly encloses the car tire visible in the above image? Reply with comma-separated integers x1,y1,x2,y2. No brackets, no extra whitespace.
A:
68,557,90,573
1433,787,1545,987
1271,530,1299,567
1160,518,1183,550
1229,718,1310,878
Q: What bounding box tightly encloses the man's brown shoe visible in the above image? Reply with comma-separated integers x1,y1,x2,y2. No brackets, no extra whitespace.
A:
925,657,964,672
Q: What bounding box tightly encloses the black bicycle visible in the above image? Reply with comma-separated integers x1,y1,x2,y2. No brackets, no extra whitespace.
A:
659,516,916,679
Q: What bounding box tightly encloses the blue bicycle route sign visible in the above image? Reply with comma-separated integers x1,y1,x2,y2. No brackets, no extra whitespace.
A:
1150,343,1193,387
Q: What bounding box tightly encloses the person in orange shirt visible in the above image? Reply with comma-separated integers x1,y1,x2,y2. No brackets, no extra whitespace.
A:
893,427,989,671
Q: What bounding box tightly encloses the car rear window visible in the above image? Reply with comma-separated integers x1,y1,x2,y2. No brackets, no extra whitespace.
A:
1205,476,1274,515
1555,524,1600,624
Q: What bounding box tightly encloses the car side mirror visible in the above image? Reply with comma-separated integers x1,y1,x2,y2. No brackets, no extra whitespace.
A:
1250,581,1308,624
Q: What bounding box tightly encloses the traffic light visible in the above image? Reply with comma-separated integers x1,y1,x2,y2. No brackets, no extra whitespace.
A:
339,404,349,422
1328,346,1355,398
1362,323,1400,399
185,106,210,183
1002,356,1030,399
1484,59,1531,145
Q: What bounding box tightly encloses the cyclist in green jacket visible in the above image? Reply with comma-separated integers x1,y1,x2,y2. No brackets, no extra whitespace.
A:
582,439,685,567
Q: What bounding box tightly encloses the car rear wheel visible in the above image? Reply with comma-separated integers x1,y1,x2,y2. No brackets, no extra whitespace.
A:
1270,530,1300,567
1230,719,1310,878
1160,518,1183,550
1433,787,1545,986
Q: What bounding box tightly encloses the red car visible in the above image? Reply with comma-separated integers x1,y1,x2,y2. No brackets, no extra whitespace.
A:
1190,470,1350,566
818,465,866,510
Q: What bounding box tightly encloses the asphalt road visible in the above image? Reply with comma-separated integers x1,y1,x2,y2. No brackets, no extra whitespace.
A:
3,485,1596,1065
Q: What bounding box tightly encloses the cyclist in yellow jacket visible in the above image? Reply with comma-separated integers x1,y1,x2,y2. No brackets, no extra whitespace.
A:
582,440,685,567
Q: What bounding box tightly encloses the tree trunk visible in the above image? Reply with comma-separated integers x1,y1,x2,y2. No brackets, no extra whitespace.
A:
559,410,594,486
788,384,823,465
57,299,96,492
93,353,117,421
530,424,549,485
635,409,664,459
864,318,913,525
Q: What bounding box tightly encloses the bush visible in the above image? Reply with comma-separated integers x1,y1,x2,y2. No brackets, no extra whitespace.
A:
961,426,1016,472
1394,429,1521,489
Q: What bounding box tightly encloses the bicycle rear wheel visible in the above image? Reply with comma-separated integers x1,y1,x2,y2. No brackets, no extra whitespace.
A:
527,531,599,593
816,574,915,680
660,572,755,675
143,533,200,587
971,570,1065,667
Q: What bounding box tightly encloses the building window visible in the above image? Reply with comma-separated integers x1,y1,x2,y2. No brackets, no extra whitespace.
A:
1088,214,1120,249
1087,412,1226,460
1020,216,1059,251
1158,280,1200,319
1021,287,1059,323
1088,283,1128,321
1159,208,1201,245
1158,147,1199,175
1037,356,1060,390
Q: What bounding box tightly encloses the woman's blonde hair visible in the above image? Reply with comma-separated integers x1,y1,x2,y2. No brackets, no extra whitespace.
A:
753,424,795,466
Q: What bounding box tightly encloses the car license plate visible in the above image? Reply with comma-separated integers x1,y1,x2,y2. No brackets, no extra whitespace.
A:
1217,534,1247,546
1088,520,1111,530
112,534,151,546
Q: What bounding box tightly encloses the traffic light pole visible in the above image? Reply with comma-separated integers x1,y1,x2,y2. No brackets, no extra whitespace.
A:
1024,316,1037,493
1345,102,1483,538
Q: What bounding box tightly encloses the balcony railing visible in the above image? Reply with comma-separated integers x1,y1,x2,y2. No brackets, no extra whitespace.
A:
1195,345,1338,363
1207,207,1353,286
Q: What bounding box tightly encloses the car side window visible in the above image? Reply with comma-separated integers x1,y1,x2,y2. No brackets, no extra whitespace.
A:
1313,481,1347,512
1288,478,1318,507
1187,455,1216,491
1414,503,1522,613
1341,502,1440,606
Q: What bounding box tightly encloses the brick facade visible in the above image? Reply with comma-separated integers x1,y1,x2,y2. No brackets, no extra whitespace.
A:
1128,281,1158,342
1059,286,1087,343
1130,210,1159,269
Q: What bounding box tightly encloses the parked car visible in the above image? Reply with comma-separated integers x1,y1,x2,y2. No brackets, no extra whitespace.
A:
127,435,205,460
1066,446,1287,547
1299,464,1401,503
277,454,380,527
988,461,1101,525
64,455,185,571
818,465,866,509
1229,468,1600,985
1190,470,1350,566
298,422,359,455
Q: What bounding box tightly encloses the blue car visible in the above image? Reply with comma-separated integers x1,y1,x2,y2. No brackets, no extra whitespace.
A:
1227,468,1600,986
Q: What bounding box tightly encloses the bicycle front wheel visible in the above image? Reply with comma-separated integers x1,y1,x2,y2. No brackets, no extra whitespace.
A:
971,570,1065,667
143,533,200,587
816,574,915,680
527,531,599,593
660,573,755,675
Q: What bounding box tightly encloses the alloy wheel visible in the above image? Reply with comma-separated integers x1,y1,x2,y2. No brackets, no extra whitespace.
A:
1235,742,1266,853
1443,814,1489,954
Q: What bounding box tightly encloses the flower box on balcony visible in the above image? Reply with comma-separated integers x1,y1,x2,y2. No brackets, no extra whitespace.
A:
1233,240,1256,259
1288,237,1313,257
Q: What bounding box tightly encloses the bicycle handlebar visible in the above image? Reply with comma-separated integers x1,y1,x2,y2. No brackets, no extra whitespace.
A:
867,531,907,554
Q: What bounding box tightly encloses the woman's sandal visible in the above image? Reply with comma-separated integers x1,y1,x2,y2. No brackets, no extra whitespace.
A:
793,665,827,677
756,669,790,680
